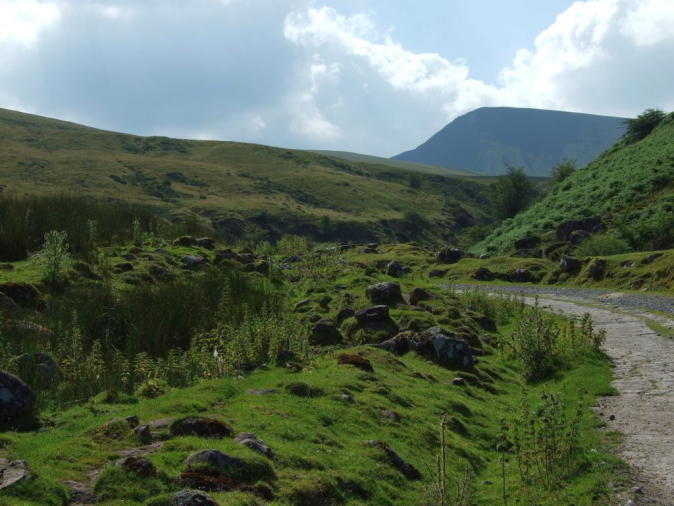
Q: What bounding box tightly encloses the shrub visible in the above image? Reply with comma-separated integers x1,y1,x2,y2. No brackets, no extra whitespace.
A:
37,230,72,288
622,108,666,144
573,235,629,256
550,158,576,184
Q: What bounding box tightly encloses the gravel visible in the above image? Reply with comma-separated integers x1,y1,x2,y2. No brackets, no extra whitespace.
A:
449,284,674,315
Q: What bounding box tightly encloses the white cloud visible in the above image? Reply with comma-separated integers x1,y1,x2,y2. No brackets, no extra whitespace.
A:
0,0,60,45
619,0,674,47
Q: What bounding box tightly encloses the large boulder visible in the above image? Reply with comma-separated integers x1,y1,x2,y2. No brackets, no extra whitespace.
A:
171,418,234,438
559,256,581,273
510,269,531,283
365,282,403,304
556,220,583,241
0,370,36,422
588,259,606,280
435,247,462,264
185,449,243,471
409,288,434,306
355,305,389,323
233,433,274,459
385,260,403,277
169,489,219,506
310,319,343,346
15,353,60,387
570,230,590,246
409,327,474,368
514,236,541,250
472,267,493,281
0,460,31,490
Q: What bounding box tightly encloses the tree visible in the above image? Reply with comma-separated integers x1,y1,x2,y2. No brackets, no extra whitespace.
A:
492,165,534,220
407,172,422,190
550,158,576,184
622,108,666,144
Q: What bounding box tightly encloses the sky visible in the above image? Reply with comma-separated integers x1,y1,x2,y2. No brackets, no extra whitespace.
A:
0,0,673,157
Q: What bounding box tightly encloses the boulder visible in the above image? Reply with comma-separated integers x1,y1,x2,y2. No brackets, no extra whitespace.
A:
556,220,583,241
544,242,567,256
185,449,243,471
244,260,269,274
559,256,581,273
115,456,157,477
588,259,606,281
15,352,60,387
385,260,403,277
310,319,343,346
171,418,234,439
233,433,274,459
169,489,219,506
0,292,18,310
365,282,402,304
215,249,240,262
355,306,389,323
195,238,216,250
285,255,302,263
0,460,30,490
409,288,434,306
409,327,474,368
365,441,420,480
172,236,198,247
435,247,462,264
336,308,355,323
581,215,602,233
510,269,530,283
181,255,206,268
428,269,448,278
570,230,590,245
337,354,374,373
472,267,493,281
514,236,541,250
0,370,36,421
148,265,173,282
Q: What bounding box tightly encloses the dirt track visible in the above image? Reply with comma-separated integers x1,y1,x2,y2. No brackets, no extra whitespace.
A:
520,295,674,505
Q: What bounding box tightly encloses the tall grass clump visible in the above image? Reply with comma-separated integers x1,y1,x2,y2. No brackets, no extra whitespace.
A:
572,235,630,257
35,230,72,289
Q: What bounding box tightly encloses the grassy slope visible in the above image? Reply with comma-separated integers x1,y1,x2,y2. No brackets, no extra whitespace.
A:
0,108,491,244
473,114,674,255
306,150,477,177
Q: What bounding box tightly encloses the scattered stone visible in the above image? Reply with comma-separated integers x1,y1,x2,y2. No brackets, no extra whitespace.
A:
0,292,18,310
472,267,493,281
0,460,30,489
295,299,310,309
632,486,643,495
284,362,303,373
365,441,420,480
148,264,173,282
409,287,434,306
570,230,591,245
233,433,274,459
310,319,343,346
134,425,152,444
245,260,269,274
0,282,43,309
318,296,331,308
120,253,136,261
181,255,206,269
435,247,462,264
169,489,219,506
544,242,567,256
385,260,403,277
514,236,541,250
478,254,490,260
0,370,36,421
195,238,216,250
116,456,156,477
285,256,302,263
428,269,449,278
559,255,581,273
609,415,616,421
362,247,378,254
172,236,198,247
125,415,140,428
336,308,355,323
245,388,278,396
482,480,494,485
15,352,60,387
185,449,242,471
589,259,606,280
369,334,411,356
355,305,389,322
382,410,401,422
146,418,174,429
337,354,374,373
171,418,234,439
365,282,403,304
215,249,240,262
341,392,354,404
510,268,531,283
285,382,323,397
642,253,663,265
556,219,584,241
450,377,466,386
410,327,474,368
115,262,135,272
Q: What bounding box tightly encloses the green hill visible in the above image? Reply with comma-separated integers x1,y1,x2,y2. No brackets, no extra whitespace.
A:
393,107,625,176
307,150,477,176
0,108,491,244
473,112,674,255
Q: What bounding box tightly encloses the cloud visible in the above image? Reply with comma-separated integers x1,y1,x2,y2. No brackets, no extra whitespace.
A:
0,0,60,45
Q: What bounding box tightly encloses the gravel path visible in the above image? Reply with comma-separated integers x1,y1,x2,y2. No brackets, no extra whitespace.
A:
464,285,674,505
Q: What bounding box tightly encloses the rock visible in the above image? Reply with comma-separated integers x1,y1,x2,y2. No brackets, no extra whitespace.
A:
588,259,606,280
284,362,303,373
365,441,420,480
0,292,18,310
336,308,355,323
559,255,581,273
0,264,13,271
581,215,602,233
171,418,234,439
409,327,474,368
245,260,269,274
148,264,173,282
318,296,331,308
514,236,541,250
362,247,378,254
134,424,152,443
337,354,374,373
409,287,434,306
369,334,411,356
570,230,590,245
0,282,43,309
295,299,310,310
510,269,530,283
125,415,140,428
215,249,240,262
435,247,462,264
472,267,493,281
0,460,30,489
15,352,60,387
185,449,242,471
0,370,36,421
450,377,466,386
115,456,156,477
428,269,448,278
591,223,607,234
245,388,278,396
631,486,643,495
285,256,302,263
382,410,401,422
479,254,490,260
365,282,402,304
341,392,354,404
169,489,219,506
172,236,198,247
355,305,389,322
642,253,663,264
556,220,583,241
195,238,216,250
385,260,403,277
233,433,274,459
310,319,343,346
181,255,206,268
544,242,567,256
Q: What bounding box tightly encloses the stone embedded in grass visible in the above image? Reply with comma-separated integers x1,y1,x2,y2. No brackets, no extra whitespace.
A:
365,441,420,480
514,236,541,250
115,456,157,477
169,489,219,506
245,388,279,396
385,260,403,277
233,432,274,459
195,237,215,250
588,259,606,280
409,287,434,306
310,319,343,346
0,292,18,310
185,449,243,471
450,377,467,386
178,469,274,499
355,305,389,322
365,282,403,304
428,268,449,278
0,460,30,489
382,410,401,422
0,370,36,422
337,354,374,373
285,382,323,398
510,268,530,283
134,424,153,444
181,255,206,269
560,255,581,273
369,333,411,356
435,247,462,264
336,308,355,323
15,352,60,387
115,262,134,272
295,299,310,309
171,417,234,439
472,267,493,281
148,264,173,282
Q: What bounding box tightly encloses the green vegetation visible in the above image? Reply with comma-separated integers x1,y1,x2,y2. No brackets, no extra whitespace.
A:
622,108,666,144
550,158,576,185
491,166,535,220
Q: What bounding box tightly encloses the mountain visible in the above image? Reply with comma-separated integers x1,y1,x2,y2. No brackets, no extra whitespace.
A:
393,107,626,176
473,112,674,255
306,150,476,176
0,108,492,244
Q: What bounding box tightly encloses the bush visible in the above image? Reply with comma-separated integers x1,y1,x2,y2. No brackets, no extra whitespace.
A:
573,235,629,256
37,230,72,288
622,108,666,144
550,158,576,184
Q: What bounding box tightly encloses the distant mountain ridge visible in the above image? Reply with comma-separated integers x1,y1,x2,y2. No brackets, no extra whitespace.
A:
393,107,626,176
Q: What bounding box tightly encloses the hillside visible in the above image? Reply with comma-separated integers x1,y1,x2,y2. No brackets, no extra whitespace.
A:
393,107,625,176
0,108,491,245
307,150,477,176
473,112,674,255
